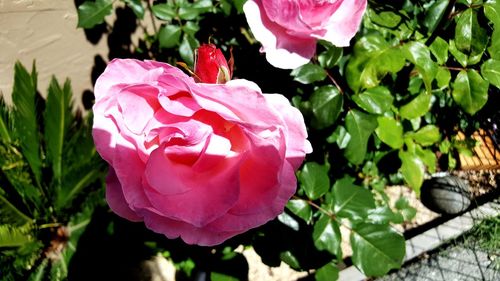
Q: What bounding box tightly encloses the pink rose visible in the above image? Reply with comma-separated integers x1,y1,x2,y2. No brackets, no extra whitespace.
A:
92,59,312,246
193,43,233,84
243,0,367,69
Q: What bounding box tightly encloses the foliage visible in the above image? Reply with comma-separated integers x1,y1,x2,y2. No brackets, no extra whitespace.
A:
73,0,500,279
0,62,106,280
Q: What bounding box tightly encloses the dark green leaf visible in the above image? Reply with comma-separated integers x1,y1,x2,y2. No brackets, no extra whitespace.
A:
286,199,313,223
280,251,300,270
310,85,343,129
159,25,182,49
123,0,144,19
27,258,48,281
183,21,200,35
210,272,238,281
0,195,32,226
77,0,113,29
327,125,351,149
455,9,488,56
350,223,405,277
313,214,342,257
232,0,246,13
152,3,176,20
179,34,199,66
56,168,101,211
291,63,327,84
344,110,378,165
402,42,438,93
299,162,330,200
0,98,11,142
332,177,375,220
352,86,393,115
375,116,404,149
449,39,469,67
399,150,425,192
409,125,441,146
45,78,73,186
178,7,200,20
452,69,489,115
481,59,500,89
424,0,449,34
318,46,343,69
315,262,339,281
399,93,432,120
12,62,41,187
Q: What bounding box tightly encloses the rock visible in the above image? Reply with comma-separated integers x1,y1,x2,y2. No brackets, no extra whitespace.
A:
420,174,471,215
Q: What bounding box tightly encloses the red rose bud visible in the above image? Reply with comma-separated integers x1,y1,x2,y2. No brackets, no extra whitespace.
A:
194,44,233,84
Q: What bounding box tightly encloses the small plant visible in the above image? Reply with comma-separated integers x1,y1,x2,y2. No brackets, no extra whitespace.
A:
0,62,106,280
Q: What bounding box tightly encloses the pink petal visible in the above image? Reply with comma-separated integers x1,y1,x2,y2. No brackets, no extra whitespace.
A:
117,85,160,135
105,168,142,222
317,0,367,46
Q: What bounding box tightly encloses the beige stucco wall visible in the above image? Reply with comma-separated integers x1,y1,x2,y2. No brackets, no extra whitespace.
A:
0,0,108,109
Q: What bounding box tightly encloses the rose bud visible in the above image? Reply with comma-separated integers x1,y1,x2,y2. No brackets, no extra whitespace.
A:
193,43,233,84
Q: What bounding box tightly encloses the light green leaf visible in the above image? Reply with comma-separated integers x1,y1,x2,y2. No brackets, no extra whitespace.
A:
291,63,327,84
344,110,378,165
315,262,339,281
77,0,113,29
327,125,351,149
399,93,432,120
449,39,469,67
399,150,425,193
415,145,437,174
45,78,73,186
481,59,500,89
430,37,449,65
436,66,451,88
0,224,33,248
375,116,404,149
159,25,182,49
310,85,343,129
353,86,393,115
409,125,441,146
332,177,375,220
402,42,438,93
210,272,238,281
452,69,489,115
286,199,313,224
299,162,330,200
485,0,500,26
12,62,42,187
367,206,403,225
350,223,405,277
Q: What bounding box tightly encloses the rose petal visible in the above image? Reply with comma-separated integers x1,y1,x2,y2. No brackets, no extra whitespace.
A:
317,0,367,46
106,168,142,222
117,85,160,135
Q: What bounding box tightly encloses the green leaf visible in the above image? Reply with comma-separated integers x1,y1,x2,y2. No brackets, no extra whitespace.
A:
313,214,342,257
402,42,438,93
344,110,378,165
179,34,199,67
210,272,238,281
452,69,489,115
318,46,343,69
332,177,375,220
449,39,469,67
0,224,33,248
375,116,404,149
430,37,449,65
286,199,313,224
151,3,176,20
350,223,405,277
299,162,330,200
315,262,339,281
369,10,402,28
327,125,351,149
12,62,42,187
399,93,432,120
481,59,500,89
280,251,301,270
399,150,425,193
424,0,449,34
178,7,200,20
27,258,48,281
0,195,32,226
45,78,73,187
436,66,451,88
352,86,393,115
409,125,441,146
415,145,437,174
395,197,417,221
123,0,144,19
291,63,327,84
183,21,200,35
367,206,403,225
489,28,500,59
0,98,12,142
455,9,488,56
56,169,101,211
485,0,500,26
310,85,343,129
159,25,182,49
77,0,113,29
